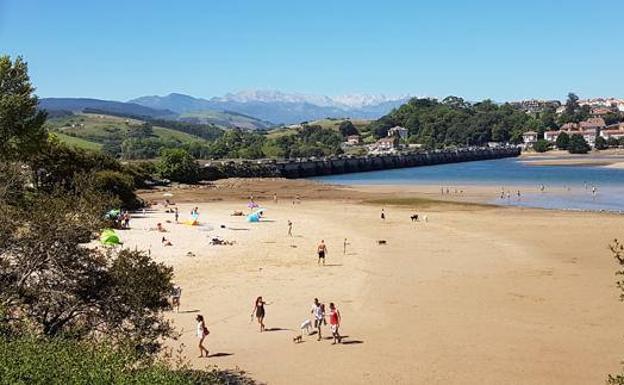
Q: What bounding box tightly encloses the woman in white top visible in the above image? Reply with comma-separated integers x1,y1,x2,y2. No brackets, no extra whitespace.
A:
196,314,210,358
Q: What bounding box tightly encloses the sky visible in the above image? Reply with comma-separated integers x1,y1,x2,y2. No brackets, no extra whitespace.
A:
1,0,622,102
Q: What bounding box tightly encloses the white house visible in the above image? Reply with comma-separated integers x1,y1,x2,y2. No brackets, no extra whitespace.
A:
387,126,408,140
522,131,538,148
345,135,361,145
375,137,399,152
544,130,560,143
601,123,624,140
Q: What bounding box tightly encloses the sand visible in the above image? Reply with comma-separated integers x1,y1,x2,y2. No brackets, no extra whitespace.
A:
121,180,624,385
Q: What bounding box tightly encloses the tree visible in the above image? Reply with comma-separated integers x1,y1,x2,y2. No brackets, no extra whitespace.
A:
0,174,174,353
157,148,200,183
607,137,620,148
567,134,590,154
555,131,570,149
533,139,551,153
338,120,359,137
595,135,608,150
608,239,624,384
0,55,48,160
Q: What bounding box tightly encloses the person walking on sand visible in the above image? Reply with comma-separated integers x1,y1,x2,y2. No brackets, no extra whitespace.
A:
311,298,325,341
252,296,268,332
196,314,210,358
174,207,179,223
171,285,182,312
288,220,293,237
343,238,349,254
273,193,278,204
317,240,327,265
328,302,342,344
380,208,385,221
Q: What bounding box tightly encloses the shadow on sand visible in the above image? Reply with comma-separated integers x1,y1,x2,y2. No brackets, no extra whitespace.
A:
208,352,234,358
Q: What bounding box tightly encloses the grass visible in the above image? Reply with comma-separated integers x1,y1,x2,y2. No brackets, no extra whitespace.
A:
179,110,271,130
46,113,207,146
50,132,103,151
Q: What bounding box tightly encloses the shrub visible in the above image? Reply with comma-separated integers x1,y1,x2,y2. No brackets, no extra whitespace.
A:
533,139,551,153
0,336,257,385
567,134,590,154
157,148,200,183
555,131,569,150
94,170,142,209
595,135,608,150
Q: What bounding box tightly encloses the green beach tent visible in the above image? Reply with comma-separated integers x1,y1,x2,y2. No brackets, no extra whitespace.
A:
100,229,121,246
105,209,121,219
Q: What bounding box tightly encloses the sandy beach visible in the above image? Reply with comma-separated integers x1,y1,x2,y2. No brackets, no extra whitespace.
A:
121,180,624,385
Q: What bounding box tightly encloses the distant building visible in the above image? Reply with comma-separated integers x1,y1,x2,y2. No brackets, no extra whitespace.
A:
522,131,538,148
600,123,624,140
345,135,361,145
560,122,579,131
544,130,560,143
375,136,399,151
590,107,613,117
579,117,606,131
387,126,408,140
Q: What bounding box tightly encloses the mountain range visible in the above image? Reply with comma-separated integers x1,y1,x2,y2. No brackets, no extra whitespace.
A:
39,90,409,129
128,90,409,125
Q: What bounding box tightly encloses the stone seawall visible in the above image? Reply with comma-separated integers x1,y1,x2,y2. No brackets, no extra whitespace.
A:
200,147,520,180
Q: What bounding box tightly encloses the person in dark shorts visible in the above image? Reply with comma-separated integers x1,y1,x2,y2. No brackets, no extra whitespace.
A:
317,240,327,265
381,208,385,221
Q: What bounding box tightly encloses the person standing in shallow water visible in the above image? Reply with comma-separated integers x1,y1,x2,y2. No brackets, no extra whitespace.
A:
252,296,268,332
196,314,210,358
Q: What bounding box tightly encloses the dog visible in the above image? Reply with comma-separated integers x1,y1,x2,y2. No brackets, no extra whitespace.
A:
293,335,303,343
300,319,312,335
377,240,387,245
410,214,419,222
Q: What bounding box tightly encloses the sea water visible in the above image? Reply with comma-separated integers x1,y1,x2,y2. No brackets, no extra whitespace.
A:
312,158,624,212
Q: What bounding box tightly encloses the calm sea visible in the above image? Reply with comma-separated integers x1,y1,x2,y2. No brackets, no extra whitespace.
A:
312,158,624,212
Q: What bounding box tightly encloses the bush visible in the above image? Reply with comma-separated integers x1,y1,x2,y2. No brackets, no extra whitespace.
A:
157,148,200,183
595,135,608,150
533,139,551,153
555,131,569,150
0,336,256,385
607,137,620,148
94,170,142,209
567,134,591,154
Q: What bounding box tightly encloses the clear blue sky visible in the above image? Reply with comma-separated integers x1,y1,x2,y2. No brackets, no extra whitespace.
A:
1,0,622,101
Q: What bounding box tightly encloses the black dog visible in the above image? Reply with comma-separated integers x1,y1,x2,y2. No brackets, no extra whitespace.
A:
410,214,419,222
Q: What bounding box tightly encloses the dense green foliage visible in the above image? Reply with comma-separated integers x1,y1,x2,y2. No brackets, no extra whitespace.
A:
0,55,48,160
555,131,569,149
0,336,255,385
338,120,359,137
157,148,200,183
367,96,541,148
558,93,591,125
595,135,608,150
567,134,591,154
533,139,551,153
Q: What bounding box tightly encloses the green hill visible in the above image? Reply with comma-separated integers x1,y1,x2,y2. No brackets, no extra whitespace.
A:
179,110,273,130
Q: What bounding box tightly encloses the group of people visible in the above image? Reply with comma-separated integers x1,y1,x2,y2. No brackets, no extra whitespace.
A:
248,296,342,343
308,298,342,344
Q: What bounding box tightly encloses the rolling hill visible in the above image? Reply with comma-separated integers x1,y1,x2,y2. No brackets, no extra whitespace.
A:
39,98,176,119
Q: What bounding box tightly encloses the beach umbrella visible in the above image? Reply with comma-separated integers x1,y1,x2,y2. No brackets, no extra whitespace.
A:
100,229,121,246
104,209,120,219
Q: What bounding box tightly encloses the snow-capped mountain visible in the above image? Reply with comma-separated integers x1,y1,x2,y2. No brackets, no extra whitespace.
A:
129,90,410,125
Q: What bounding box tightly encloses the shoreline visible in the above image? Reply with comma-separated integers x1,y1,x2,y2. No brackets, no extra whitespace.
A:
128,179,624,385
